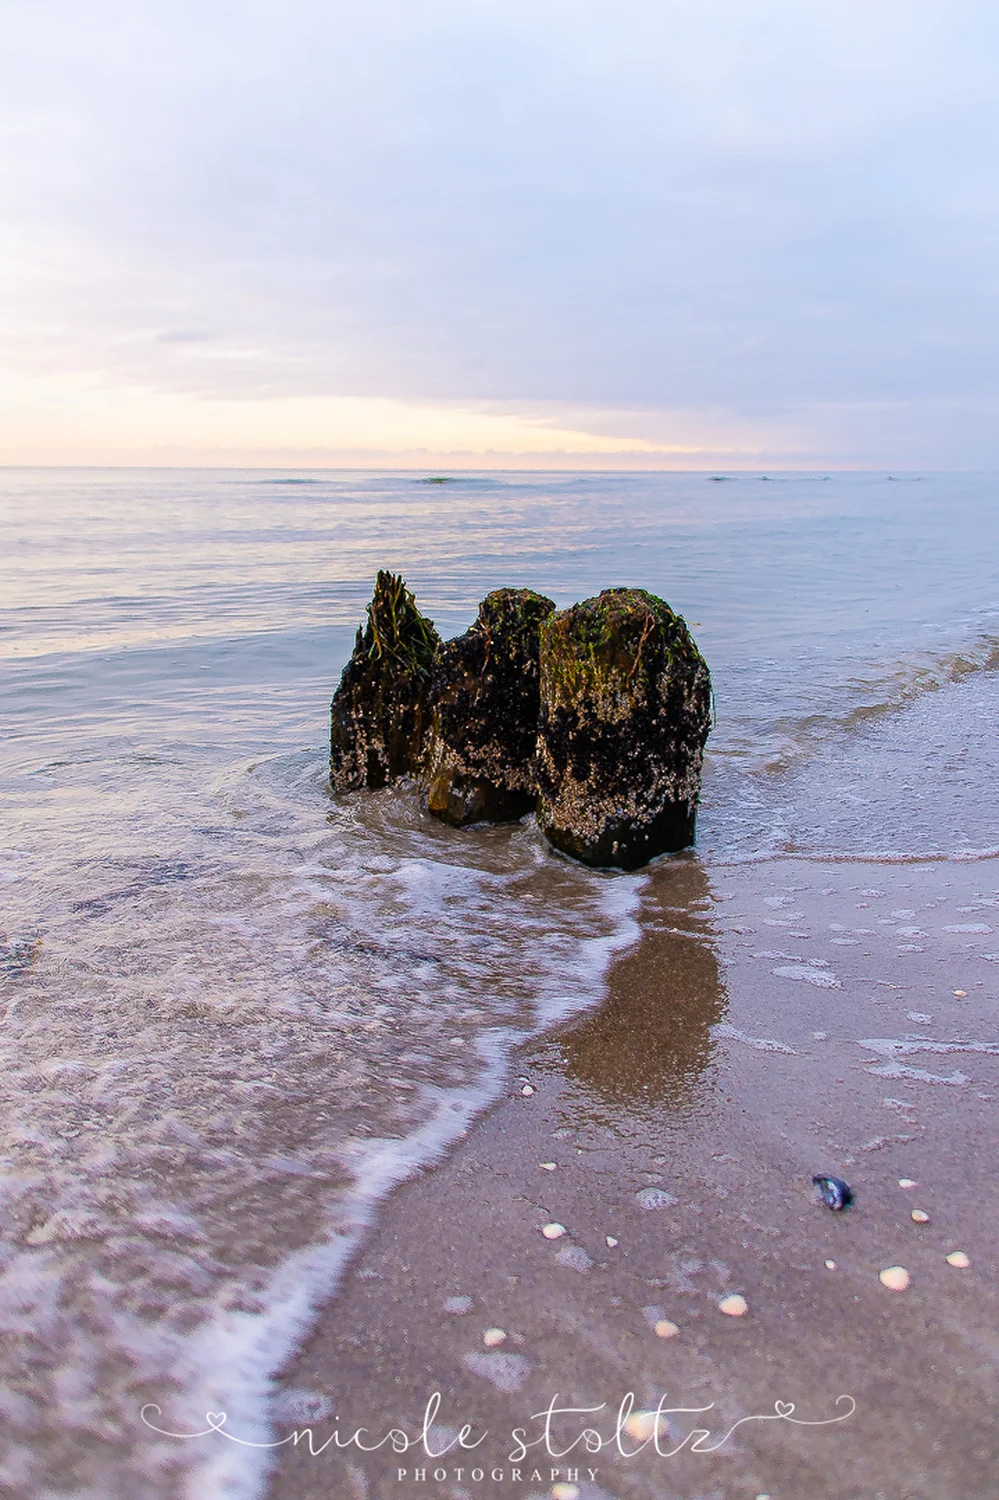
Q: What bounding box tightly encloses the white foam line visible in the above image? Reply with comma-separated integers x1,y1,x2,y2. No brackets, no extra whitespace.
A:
175,874,644,1500
857,1037,999,1056
856,1036,999,1087
713,1021,795,1055
709,846,999,867
179,1028,515,1500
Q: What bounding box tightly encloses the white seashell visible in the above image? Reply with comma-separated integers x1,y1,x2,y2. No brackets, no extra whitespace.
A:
482,1327,506,1347
552,1484,580,1500
542,1222,565,1239
605,1235,618,1247
879,1265,910,1291
520,1084,535,1096
898,1178,918,1189
910,1209,930,1224
539,1162,557,1171
654,1319,679,1339
946,1250,971,1268
719,1293,748,1317
824,1259,837,1269
623,1410,670,1442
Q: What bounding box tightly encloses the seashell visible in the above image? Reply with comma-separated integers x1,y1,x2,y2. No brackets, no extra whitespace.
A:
539,1162,557,1171
824,1259,837,1269
719,1293,748,1317
552,1485,580,1500
879,1265,910,1291
945,1250,971,1268
812,1174,854,1210
623,1410,670,1442
483,1327,506,1347
910,1209,930,1224
898,1178,918,1189
605,1235,618,1247
541,1222,565,1239
520,1084,535,1096
654,1319,679,1339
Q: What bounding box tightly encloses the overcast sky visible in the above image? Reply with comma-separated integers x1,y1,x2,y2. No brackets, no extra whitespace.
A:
2,0,998,466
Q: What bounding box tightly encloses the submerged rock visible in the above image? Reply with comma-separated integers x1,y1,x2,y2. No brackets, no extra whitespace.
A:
330,572,441,791
536,588,711,868
422,588,555,826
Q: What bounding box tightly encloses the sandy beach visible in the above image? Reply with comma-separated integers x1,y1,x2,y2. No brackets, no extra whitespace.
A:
270,854,999,1500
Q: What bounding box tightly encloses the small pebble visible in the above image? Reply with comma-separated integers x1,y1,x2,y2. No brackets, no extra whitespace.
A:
542,1222,565,1240
623,1410,669,1441
520,1084,535,1096
898,1178,918,1189
824,1259,837,1270
552,1485,580,1500
879,1265,910,1291
539,1162,557,1171
910,1209,930,1224
946,1250,971,1269
606,1235,618,1247
718,1293,748,1317
654,1319,679,1339
483,1327,507,1347
953,990,967,997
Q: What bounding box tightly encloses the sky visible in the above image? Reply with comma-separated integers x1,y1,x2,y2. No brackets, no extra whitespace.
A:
1,0,998,469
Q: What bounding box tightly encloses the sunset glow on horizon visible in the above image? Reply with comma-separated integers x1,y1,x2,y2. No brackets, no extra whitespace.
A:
2,1,998,468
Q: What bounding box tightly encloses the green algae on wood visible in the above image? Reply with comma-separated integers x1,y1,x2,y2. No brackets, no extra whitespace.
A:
423,587,555,825
536,587,711,868
330,571,441,792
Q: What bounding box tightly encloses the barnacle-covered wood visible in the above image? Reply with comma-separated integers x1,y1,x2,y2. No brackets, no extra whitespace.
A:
330,571,441,791
423,588,555,825
536,587,711,868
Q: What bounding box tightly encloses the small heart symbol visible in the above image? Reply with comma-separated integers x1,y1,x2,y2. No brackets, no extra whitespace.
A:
775,1401,794,1418
206,1412,227,1429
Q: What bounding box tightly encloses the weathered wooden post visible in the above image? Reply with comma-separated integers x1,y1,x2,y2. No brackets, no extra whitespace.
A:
422,588,555,825
330,571,440,791
535,588,711,868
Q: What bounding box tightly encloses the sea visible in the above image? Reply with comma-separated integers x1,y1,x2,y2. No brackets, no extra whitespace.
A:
2,468,997,1499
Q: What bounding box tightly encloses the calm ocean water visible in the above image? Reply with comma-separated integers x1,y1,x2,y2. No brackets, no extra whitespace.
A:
2,468,998,1498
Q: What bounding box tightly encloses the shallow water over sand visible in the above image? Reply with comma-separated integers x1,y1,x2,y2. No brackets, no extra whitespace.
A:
1,468,997,1496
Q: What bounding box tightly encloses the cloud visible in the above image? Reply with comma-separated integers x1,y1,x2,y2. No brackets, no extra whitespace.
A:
2,1,998,463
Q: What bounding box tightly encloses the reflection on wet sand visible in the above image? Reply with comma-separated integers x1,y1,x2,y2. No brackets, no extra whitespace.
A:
535,858,727,1122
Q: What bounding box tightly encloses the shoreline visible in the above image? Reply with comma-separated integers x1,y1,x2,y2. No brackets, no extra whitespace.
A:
267,853,998,1500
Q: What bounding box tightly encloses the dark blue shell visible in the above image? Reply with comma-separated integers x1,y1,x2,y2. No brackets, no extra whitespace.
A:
812,1174,854,1210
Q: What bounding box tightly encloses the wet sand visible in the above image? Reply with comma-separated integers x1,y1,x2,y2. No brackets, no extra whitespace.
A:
268,856,999,1500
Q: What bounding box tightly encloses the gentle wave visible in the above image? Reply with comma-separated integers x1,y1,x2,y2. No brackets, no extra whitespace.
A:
0,755,641,1500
